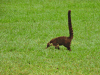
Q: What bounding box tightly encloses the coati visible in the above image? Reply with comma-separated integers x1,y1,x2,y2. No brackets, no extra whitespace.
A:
46,10,73,51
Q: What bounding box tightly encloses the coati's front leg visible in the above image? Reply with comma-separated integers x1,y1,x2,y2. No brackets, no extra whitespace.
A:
55,45,60,49
53,43,60,49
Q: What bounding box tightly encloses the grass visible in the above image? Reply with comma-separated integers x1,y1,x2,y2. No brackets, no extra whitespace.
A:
0,0,100,75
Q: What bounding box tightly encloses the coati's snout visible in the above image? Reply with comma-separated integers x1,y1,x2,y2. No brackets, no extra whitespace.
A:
46,42,50,49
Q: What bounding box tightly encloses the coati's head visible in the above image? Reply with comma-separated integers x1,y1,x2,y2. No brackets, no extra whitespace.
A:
46,42,53,49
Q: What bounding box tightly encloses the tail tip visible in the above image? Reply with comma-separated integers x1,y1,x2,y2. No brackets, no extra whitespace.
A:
68,10,71,12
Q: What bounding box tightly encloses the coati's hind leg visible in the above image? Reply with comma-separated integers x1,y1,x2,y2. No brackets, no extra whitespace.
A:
65,46,71,51
64,43,71,51
67,46,71,51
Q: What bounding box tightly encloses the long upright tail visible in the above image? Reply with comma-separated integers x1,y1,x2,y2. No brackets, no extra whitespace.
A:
68,10,73,39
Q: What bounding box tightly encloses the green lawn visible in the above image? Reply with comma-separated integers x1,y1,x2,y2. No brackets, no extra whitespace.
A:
0,0,100,75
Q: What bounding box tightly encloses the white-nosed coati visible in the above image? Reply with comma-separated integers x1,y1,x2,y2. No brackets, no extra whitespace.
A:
46,10,73,51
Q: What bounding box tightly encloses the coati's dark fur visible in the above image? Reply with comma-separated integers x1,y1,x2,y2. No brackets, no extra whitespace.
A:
46,10,73,51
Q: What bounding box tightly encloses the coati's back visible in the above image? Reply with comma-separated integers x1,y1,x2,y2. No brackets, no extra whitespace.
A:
50,36,70,45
